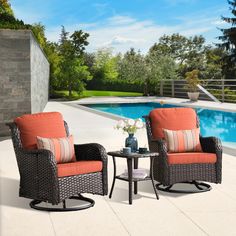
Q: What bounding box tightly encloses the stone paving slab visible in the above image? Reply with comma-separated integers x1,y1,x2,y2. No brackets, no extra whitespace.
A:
1,101,236,236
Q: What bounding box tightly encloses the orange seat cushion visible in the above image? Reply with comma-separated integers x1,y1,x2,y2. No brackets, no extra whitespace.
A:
14,112,67,149
167,152,217,164
149,108,197,139
57,161,103,177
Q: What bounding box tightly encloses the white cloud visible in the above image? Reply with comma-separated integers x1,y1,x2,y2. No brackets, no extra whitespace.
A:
104,35,145,46
46,16,178,53
43,7,226,54
179,27,212,36
211,20,227,26
108,15,136,25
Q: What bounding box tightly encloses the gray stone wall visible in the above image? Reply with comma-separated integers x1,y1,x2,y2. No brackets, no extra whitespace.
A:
30,33,49,113
0,29,49,136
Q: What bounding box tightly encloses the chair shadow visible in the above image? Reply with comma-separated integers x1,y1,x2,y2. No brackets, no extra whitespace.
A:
107,187,143,205
139,181,212,198
0,177,31,210
107,181,196,204
0,136,10,142
137,181,187,198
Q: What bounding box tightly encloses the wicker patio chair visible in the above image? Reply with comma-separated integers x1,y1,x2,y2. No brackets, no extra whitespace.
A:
7,112,108,211
143,107,222,193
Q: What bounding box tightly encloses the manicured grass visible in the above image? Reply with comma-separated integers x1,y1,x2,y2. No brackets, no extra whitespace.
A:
52,90,143,100
83,90,142,97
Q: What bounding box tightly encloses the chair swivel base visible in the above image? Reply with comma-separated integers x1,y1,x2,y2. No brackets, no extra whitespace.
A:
156,181,212,193
30,194,95,212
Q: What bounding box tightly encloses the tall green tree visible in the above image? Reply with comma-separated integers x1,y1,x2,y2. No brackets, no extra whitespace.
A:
149,34,207,78
0,0,13,16
93,48,119,83
0,0,29,29
57,26,92,96
146,53,178,87
118,48,148,94
218,0,236,63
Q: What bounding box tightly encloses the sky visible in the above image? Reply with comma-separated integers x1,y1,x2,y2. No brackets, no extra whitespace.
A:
10,0,230,54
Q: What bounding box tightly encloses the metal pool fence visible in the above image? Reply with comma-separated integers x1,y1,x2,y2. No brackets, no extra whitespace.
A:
159,78,236,103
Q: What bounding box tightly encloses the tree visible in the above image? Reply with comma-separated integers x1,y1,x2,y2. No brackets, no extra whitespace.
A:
57,26,92,96
118,48,148,94
44,41,61,92
31,23,47,49
0,0,31,29
218,0,236,63
93,48,119,83
146,52,178,94
217,0,236,80
149,34,207,78
201,47,225,84
0,0,13,16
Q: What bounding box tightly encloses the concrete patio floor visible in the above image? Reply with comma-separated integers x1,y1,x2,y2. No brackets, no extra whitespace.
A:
1,100,236,236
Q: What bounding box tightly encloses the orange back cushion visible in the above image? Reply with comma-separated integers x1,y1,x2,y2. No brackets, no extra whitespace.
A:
14,112,67,149
149,108,197,139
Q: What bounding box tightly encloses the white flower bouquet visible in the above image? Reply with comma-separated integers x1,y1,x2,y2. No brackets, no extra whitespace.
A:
115,118,144,134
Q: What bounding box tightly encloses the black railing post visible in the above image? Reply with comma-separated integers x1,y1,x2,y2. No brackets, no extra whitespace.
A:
171,80,175,97
160,80,163,96
222,77,225,103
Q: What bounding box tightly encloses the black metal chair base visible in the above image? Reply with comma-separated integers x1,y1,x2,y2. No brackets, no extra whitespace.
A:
30,194,95,212
156,181,212,193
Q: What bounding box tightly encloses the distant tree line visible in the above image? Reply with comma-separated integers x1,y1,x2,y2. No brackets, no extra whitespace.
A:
0,0,235,97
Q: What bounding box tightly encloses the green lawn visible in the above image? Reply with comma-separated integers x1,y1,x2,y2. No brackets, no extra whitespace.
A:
52,90,143,100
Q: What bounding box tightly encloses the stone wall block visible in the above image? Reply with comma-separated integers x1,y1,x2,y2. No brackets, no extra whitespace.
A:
0,29,49,136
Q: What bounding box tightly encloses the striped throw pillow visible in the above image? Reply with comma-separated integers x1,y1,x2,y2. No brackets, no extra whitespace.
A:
36,135,76,164
163,128,202,153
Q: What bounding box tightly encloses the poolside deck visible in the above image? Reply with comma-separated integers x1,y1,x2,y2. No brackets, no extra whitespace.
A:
72,96,236,112
1,99,236,236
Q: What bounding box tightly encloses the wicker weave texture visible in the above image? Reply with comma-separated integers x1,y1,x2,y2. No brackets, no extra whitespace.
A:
8,121,108,205
143,113,222,186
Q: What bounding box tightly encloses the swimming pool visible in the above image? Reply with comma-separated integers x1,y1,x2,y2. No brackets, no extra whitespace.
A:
83,102,236,147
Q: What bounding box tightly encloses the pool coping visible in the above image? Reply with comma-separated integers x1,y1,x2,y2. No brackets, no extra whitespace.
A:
65,101,236,156
67,96,236,113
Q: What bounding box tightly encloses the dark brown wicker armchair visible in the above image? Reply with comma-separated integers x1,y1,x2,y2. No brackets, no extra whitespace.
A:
7,113,108,211
144,107,222,193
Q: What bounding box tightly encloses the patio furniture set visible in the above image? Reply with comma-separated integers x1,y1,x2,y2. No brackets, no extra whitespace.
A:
7,107,222,210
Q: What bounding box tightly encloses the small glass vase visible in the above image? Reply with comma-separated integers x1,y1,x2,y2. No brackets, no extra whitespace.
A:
125,133,138,152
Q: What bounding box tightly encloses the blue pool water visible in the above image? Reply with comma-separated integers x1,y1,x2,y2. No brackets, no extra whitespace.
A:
84,102,236,145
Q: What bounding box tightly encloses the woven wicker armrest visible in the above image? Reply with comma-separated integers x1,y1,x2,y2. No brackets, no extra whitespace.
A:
18,148,58,179
200,136,222,183
16,148,59,203
150,138,168,153
74,143,107,162
149,138,168,166
200,136,222,154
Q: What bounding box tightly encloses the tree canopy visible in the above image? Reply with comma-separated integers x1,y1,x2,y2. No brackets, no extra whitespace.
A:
57,26,92,96
218,0,236,63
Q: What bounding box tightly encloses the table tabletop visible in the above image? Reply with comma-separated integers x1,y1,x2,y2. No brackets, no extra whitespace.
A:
107,151,159,159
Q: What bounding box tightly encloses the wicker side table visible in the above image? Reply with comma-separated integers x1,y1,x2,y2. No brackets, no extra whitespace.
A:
107,151,159,205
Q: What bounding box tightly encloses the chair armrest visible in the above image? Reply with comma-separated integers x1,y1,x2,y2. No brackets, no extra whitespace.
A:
17,148,59,203
200,136,222,183
200,136,222,154
18,148,58,180
149,139,168,166
150,138,168,154
74,143,107,163
74,143,108,195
